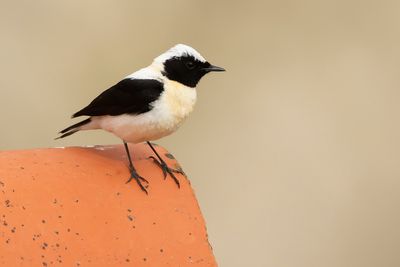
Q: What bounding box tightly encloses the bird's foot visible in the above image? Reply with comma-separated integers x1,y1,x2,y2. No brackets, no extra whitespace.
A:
126,168,149,194
149,156,185,188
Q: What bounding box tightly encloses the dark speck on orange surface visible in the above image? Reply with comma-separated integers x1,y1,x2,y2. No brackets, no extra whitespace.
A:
165,153,175,159
4,200,11,207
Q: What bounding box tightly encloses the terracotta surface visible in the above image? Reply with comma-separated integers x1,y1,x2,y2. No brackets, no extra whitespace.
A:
0,144,217,266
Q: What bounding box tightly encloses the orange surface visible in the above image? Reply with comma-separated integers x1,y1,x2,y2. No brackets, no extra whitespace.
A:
0,144,217,266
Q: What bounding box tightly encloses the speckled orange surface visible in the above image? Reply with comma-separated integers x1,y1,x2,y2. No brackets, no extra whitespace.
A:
0,144,217,266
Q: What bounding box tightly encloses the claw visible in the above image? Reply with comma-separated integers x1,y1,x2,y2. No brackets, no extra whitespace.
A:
126,170,149,194
169,171,181,188
148,156,184,188
169,166,186,176
149,156,168,179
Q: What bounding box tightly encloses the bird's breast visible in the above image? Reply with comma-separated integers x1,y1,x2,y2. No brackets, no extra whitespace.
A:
155,79,197,129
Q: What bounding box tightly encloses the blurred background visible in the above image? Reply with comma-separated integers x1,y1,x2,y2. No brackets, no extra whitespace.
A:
1,0,400,266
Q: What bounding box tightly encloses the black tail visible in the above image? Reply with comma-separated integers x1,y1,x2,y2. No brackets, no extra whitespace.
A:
56,118,91,139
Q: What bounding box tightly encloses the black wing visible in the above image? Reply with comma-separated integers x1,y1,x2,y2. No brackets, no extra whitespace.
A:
73,78,164,117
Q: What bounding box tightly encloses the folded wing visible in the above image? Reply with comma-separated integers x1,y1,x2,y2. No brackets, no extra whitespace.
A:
73,78,164,117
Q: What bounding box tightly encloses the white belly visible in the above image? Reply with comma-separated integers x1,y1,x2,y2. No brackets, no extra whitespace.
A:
94,80,197,143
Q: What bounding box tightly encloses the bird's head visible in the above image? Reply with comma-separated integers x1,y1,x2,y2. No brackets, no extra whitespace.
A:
153,44,225,88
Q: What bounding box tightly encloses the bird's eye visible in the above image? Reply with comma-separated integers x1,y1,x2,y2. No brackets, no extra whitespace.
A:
185,61,196,70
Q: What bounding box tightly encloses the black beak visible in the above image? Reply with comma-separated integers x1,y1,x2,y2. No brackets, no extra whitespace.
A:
203,64,226,72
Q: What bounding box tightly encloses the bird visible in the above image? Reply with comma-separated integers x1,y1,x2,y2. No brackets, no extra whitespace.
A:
56,44,225,194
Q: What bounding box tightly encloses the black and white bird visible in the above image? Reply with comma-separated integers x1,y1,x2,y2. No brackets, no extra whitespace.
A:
57,44,225,193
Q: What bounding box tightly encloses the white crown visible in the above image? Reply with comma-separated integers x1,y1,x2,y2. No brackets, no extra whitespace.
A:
154,44,206,64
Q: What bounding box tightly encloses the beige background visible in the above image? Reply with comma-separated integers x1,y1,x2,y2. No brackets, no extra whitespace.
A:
1,1,400,266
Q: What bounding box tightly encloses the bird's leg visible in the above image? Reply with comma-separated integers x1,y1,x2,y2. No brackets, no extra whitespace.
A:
146,141,185,188
123,141,149,194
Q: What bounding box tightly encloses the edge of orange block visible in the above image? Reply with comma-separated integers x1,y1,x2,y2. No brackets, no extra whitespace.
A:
0,143,217,266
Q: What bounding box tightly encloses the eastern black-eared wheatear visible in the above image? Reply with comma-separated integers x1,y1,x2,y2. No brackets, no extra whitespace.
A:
57,44,225,193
